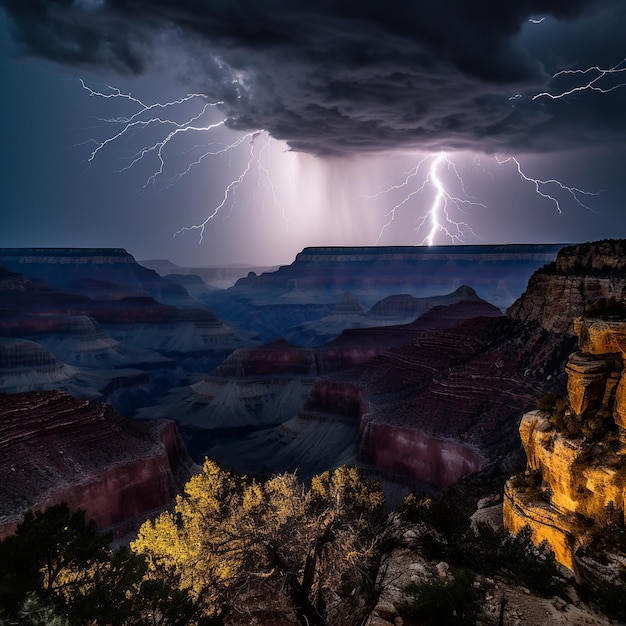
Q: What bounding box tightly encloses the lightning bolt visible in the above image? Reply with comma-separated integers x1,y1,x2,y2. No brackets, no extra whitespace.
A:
528,17,545,24
173,133,259,241
496,156,598,213
366,152,598,246
79,80,290,240
81,80,600,249
366,152,483,245
533,57,626,100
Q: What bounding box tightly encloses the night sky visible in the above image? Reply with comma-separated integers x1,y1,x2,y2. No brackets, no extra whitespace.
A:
1,0,625,267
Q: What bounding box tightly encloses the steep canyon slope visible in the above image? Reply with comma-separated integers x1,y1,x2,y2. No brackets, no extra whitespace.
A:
0,390,194,539
505,301,626,578
0,250,255,411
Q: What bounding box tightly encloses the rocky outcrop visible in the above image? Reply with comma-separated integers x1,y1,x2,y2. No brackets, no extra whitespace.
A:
140,258,277,290
508,240,626,335
0,390,194,539
504,315,626,574
0,264,35,292
212,339,320,377
284,288,499,347
368,285,481,318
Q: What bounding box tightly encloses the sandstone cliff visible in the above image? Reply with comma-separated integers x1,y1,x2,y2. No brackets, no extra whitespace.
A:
504,314,626,574
0,390,194,539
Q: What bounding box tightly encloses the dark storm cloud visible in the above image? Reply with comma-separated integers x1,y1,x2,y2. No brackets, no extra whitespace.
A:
1,0,624,155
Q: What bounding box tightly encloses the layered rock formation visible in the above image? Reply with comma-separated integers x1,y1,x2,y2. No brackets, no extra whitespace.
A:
206,244,563,343
283,285,491,346
0,390,194,539
146,300,502,434
0,252,254,409
0,248,197,308
504,316,626,573
0,338,79,391
508,239,626,334
140,258,278,290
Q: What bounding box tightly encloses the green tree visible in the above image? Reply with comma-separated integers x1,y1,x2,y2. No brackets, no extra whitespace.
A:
0,504,162,625
0,503,110,617
131,460,388,626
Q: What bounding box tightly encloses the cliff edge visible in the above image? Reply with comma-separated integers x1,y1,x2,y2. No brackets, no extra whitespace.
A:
504,313,626,577
0,390,195,539
508,239,626,334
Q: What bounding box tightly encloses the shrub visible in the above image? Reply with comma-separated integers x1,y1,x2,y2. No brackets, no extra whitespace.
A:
585,297,626,320
399,568,479,626
131,460,388,626
398,495,567,597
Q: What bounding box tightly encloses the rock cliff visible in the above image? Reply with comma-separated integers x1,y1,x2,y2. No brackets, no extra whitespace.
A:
508,239,626,335
0,390,194,539
504,315,626,574
0,253,254,408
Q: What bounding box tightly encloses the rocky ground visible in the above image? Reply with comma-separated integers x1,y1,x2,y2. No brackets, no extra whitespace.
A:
370,547,612,626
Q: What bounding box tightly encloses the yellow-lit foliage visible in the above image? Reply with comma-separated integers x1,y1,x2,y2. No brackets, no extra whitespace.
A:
131,459,387,625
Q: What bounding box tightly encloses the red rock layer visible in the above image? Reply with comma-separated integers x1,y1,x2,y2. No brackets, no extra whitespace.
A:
335,316,577,483
0,390,194,538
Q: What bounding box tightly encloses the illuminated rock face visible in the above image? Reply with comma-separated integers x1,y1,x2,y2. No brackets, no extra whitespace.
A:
503,317,626,574
575,318,626,357
565,352,613,416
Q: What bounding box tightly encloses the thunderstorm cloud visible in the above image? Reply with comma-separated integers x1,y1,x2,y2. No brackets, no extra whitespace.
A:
1,0,625,156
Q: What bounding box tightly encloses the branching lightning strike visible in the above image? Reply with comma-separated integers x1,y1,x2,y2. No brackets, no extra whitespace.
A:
496,156,598,213
80,80,289,241
365,152,483,246
533,57,626,100
81,79,600,249
366,153,598,246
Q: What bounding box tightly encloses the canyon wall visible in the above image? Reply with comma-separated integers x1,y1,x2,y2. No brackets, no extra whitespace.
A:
504,316,626,573
206,244,562,343
508,240,626,335
0,390,194,539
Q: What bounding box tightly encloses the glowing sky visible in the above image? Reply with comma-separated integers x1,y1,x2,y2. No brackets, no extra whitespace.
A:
1,0,625,267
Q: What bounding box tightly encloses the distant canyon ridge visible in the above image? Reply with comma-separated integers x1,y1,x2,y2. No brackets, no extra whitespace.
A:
0,243,570,534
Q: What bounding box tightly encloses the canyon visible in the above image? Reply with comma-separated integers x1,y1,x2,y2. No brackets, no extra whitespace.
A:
0,241,609,540
3,241,626,626
202,243,562,343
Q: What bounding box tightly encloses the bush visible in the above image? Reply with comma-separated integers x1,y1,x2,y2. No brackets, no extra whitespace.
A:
131,460,388,626
458,524,566,597
399,568,479,626
579,567,626,623
509,470,545,503
398,494,567,597
586,297,626,320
